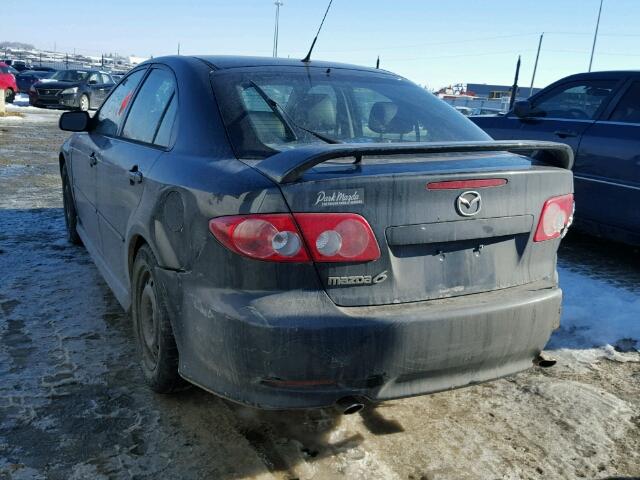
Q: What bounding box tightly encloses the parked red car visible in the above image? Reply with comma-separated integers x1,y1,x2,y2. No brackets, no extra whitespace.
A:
0,62,19,103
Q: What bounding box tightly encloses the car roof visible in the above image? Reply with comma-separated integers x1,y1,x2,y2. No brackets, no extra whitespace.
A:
148,55,392,75
555,70,640,82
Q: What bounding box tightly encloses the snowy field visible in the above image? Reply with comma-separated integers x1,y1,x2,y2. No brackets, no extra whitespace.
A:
0,106,638,479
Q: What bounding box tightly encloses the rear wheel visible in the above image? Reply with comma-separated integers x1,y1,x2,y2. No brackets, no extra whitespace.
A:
5,88,15,103
61,163,82,246
79,94,89,111
131,245,185,393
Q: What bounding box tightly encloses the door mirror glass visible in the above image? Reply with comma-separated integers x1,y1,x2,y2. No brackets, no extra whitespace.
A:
59,111,90,132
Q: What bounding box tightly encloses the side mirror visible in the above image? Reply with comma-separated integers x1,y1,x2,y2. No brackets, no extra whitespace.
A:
59,111,90,132
513,101,533,118
513,100,544,119
88,79,98,85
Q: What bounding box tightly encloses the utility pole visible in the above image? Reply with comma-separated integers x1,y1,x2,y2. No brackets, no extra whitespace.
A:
509,55,521,111
589,0,604,71
529,33,543,97
272,0,283,57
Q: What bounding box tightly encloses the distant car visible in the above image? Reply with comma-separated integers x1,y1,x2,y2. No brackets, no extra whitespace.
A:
472,71,640,246
2,59,32,72
471,107,505,116
58,55,574,411
0,62,19,103
454,106,473,116
29,69,115,111
16,70,56,93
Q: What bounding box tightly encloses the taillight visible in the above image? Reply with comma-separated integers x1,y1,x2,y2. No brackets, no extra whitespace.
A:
209,214,309,262
534,194,574,242
209,213,380,263
293,213,380,262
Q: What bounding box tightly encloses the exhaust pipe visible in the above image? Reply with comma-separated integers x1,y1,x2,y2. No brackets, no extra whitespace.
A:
335,396,365,415
533,354,557,368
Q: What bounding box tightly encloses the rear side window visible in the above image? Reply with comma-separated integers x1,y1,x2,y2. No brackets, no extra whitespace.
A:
533,81,616,120
122,68,176,146
609,82,640,124
100,73,113,84
153,95,178,148
94,69,146,136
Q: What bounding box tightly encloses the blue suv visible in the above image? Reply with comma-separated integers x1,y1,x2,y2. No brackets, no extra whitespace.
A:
472,71,640,246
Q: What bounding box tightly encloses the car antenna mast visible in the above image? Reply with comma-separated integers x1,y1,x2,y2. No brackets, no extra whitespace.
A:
301,0,335,63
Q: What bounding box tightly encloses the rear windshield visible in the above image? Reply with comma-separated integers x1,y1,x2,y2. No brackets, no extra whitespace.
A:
212,67,490,159
51,70,90,82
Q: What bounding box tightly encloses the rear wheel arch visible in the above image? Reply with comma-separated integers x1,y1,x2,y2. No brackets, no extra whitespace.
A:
128,234,150,283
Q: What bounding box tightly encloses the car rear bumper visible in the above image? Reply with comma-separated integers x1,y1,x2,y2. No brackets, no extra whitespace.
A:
156,269,562,409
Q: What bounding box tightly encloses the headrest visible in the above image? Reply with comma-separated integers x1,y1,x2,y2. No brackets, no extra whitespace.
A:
368,101,414,134
296,93,336,131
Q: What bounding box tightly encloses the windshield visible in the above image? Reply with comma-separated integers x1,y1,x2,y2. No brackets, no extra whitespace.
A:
212,67,490,159
51,70,90,82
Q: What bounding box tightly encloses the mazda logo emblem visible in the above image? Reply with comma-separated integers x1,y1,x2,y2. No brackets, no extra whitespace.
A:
456,191,482,216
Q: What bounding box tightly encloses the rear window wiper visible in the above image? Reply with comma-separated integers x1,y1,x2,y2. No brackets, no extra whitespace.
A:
247,81,342,145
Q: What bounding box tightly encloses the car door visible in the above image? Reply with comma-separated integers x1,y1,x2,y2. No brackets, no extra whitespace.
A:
515,79,619,153
574,78,640,238
97,66,178,290
77,68,147,268
86,72,101,108
69,131,101,254
92,73,114,108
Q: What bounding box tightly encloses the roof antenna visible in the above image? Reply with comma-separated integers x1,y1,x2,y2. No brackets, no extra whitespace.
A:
301,0,334,63
376,55,380,69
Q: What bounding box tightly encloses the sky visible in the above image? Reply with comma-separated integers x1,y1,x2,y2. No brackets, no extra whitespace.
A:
2,0,640,90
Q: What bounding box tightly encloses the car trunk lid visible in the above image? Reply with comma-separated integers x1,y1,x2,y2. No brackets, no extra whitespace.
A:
253,142,574,307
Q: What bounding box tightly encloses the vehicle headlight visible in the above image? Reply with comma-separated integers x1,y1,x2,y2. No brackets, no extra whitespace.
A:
61,87,78,95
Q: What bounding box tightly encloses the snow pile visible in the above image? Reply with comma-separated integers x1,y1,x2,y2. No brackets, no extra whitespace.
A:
13,92,30,107
548,266,640,363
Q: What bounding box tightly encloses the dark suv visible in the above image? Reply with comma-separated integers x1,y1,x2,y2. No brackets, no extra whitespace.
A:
29,69,115,111
472,71,640,245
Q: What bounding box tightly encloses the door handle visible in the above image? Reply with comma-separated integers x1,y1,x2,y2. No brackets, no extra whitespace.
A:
554,130,578,139
128,166,143,185
89,152,98,167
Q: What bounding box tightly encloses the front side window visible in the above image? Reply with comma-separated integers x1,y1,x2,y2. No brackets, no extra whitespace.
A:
533,81,616,120
122,69,176,145
94,69,146,136
213,68,489,159
609,82,640,124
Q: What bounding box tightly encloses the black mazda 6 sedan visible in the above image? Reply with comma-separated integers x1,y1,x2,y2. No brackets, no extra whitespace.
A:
58,55,574,411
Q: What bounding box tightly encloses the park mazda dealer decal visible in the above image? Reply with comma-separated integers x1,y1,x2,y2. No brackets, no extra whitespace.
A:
314,189,364,207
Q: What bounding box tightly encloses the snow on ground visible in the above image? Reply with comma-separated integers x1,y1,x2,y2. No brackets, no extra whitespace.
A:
11,93,31,107
3,95,62,123
1,108,639,479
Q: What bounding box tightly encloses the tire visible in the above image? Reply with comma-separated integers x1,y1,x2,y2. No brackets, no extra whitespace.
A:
131,245,185,393
5,88,15,103
61,163,82,246
79,94,89,112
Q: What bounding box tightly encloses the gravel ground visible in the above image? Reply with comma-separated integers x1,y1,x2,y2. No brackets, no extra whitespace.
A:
0,109,638,480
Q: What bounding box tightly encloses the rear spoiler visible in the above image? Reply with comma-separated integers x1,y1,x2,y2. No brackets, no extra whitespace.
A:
254,141,574,184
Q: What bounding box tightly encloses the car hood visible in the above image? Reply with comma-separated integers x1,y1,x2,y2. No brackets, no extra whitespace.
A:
34,80,82,89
